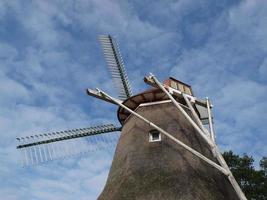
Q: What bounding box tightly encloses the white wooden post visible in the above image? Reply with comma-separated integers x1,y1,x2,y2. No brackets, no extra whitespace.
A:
206,97,215,142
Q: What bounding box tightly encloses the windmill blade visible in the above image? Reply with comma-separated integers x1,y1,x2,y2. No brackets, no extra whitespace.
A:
99,35,133,100
16,124,121,166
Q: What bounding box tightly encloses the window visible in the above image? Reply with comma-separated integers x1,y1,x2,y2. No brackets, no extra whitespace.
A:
149,130,161,142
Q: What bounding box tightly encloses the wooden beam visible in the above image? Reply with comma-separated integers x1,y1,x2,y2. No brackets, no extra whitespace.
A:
86,88,122,105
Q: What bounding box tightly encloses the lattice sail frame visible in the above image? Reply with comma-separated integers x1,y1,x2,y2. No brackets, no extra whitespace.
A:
16,35,134,166
16,124,121,166
99,35,133,100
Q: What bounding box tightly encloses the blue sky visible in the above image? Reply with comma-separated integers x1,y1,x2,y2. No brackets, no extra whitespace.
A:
0,0,267,199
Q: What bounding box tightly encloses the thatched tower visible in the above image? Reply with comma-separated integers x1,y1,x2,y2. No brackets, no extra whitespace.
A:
98,78,240,200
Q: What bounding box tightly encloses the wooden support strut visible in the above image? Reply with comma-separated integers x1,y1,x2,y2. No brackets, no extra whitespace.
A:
206,97,215,142
181,93,211,138
86,88,122,105
97,88,229,176
149,74,247,200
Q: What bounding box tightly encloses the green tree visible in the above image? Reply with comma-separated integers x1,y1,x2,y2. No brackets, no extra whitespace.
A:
223,151,267,200
260,157,267,174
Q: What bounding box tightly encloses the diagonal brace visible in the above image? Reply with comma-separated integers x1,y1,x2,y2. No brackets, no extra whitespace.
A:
206,97,215,142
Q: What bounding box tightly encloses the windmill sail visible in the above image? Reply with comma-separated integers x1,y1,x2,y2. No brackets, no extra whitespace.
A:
99,35,133,100
16,124,121,166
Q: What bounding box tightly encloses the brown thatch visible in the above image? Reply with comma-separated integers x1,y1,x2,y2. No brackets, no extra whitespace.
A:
98,102,239,200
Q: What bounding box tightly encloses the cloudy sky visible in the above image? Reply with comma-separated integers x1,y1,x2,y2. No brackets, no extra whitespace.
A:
0,0,266,199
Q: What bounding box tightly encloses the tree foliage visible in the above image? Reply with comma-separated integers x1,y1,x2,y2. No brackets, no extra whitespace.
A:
223,151,267,200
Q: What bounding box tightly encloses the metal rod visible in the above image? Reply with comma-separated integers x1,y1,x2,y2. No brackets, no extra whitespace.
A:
41,136,48,162
31,137,38,164
20,149,26,167
27,142,34,165
38,145,43,163
57,132,67,158
97,88,229,175
35,136,43,163
23,148,28,166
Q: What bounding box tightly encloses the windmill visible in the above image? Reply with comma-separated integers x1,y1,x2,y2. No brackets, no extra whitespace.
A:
16,35,247,200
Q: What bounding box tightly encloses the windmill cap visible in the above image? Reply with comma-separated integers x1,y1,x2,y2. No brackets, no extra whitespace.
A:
117,77,193,125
